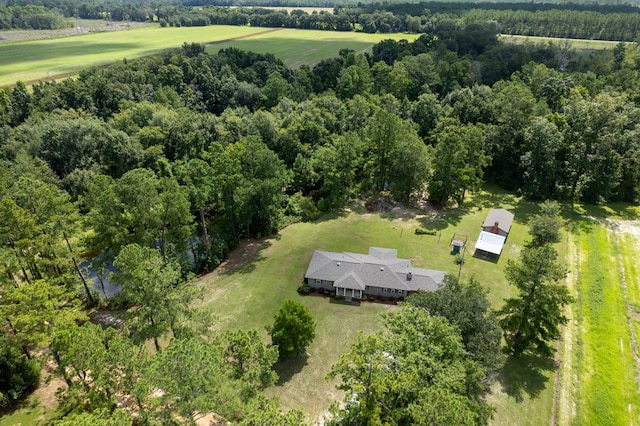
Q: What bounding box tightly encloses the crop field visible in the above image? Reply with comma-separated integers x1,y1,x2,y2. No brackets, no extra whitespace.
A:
556,217,640,425
0,25,417,86
197,189,559,424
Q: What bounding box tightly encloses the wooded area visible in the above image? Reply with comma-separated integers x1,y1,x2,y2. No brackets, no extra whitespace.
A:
2,4,640,423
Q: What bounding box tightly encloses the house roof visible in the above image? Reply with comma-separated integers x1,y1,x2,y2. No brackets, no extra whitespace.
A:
482,209,514,234
305,247,446,292
474,231,507,255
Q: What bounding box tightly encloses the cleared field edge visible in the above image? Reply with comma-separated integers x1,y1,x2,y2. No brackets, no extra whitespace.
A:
568,219,640,425
556,230,578,425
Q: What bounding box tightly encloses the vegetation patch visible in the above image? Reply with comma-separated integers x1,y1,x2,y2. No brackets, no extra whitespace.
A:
570,219,640,424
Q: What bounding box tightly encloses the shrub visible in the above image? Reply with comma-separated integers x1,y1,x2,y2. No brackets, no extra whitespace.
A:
297,284,311,296
415,228,437,235
335,294,345,300
0,338,40,410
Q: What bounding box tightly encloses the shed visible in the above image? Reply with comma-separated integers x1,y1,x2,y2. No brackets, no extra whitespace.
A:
482,209,514,237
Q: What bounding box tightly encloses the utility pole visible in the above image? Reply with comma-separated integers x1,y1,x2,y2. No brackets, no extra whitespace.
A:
457,244,466,282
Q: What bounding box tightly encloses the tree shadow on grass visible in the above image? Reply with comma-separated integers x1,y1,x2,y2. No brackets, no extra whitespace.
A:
499,353,556,402
273,353,309,386
218,240,272,276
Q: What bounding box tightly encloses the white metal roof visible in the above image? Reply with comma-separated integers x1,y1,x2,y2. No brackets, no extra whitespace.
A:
474,231,507,255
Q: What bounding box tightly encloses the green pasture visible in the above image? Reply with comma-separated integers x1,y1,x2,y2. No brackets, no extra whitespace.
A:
0,25,417,87
565,217,640,425
206,29,420,69
197,188,558,424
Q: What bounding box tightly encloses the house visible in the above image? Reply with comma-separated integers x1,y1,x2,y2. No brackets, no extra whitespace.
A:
475,208,514,257
481,208,514,237
304,247,446,300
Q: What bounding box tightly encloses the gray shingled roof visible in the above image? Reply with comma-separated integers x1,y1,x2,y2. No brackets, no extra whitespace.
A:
305,247,445,292
482,209,514,234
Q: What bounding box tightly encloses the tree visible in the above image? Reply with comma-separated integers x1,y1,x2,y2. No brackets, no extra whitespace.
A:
216,329,279,392
429,121,488,204
520,117,562,200
528,200,563,247
0,279,86,359
268,300,316,358
150,337,244,424
497,245,573,357
111,244,201,350
0,337,40,409
327,305,492,425
406,275,505,380
84,169,193,267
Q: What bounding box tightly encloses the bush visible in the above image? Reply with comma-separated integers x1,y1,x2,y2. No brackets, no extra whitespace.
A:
335,294,345,300
0,338,40,410
297,284,311,295
455,254,465,265
415,228,437,235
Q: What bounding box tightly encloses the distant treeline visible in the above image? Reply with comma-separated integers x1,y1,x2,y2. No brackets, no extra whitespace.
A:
2,0,640,40
0,4,69,29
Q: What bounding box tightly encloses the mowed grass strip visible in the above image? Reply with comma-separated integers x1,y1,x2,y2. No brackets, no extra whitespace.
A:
0,25,418,86
572,219,640,424
197,189,556,423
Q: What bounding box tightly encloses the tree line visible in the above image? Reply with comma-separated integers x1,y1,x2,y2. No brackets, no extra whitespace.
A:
3,0,640,40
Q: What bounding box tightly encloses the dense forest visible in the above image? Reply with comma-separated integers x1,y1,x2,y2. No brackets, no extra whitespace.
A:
1,8,640,423
2,0,640,41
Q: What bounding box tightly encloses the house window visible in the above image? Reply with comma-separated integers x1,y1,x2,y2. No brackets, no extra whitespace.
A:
383,288,388,293
315,279,321,285
390,289,396,294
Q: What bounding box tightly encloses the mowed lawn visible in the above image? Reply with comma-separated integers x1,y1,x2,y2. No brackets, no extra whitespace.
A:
558,215,640,425
0,25,418,86
197,188,558,424
206,29,421,68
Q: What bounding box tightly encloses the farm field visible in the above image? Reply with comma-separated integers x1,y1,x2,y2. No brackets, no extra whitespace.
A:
197,188,556,424
0,25,418,86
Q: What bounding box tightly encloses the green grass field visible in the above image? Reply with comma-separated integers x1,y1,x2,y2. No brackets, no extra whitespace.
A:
0,25,418,87
197,188,558,424
557,217,640,425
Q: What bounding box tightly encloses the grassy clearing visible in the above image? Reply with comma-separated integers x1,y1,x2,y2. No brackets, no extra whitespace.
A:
197,189,558,423
0,25,417,86
499,34,623,51
206,29,420,68
566,217,640,425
